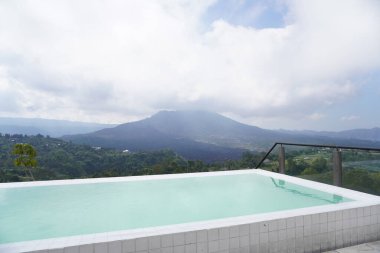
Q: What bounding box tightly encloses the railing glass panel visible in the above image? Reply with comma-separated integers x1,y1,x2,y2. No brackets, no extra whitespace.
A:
257,143,380,196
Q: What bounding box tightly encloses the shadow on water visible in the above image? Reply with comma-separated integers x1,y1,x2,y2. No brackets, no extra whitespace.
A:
269,177,344,204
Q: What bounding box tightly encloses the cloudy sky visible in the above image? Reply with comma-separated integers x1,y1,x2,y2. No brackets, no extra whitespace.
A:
0,0,379,131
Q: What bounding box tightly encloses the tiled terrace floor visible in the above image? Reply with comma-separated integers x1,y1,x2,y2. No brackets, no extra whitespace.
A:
325,240,380,252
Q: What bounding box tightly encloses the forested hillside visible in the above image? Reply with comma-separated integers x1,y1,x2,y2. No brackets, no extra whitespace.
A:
0,134,260,182
64,111,380,161
2,133,379,195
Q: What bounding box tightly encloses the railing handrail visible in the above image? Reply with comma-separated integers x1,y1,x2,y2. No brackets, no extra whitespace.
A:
255,142,380,169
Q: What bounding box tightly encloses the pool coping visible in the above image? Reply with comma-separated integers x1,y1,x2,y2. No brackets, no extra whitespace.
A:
1,169,379,253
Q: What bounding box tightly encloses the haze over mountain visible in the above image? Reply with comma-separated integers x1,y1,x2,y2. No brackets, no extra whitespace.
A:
279,128,380,143
63,110,380,161
62,111,251,162
0,117,116,137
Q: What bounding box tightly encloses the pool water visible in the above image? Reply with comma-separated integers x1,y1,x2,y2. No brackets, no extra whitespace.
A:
0,173,352,244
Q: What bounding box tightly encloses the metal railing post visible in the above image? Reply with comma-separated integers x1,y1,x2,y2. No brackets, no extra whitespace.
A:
278,145,285,174
333,148,343,187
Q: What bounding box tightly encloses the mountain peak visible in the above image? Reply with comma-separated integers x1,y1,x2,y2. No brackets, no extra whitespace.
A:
143,110,262,136
150,110,224,120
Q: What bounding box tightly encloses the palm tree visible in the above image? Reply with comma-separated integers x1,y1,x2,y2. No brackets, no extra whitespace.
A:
12,143,37,181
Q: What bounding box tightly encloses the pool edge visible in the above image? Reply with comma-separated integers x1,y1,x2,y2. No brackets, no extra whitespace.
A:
1,169,379,253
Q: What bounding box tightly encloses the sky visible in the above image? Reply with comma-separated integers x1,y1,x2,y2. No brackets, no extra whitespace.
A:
0,0,379,131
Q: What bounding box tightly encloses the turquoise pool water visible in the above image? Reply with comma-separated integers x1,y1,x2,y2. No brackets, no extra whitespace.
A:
0,173,352,244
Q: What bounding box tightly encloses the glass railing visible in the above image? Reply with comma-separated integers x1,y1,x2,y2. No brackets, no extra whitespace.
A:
341,149,380,195
257,143,380,195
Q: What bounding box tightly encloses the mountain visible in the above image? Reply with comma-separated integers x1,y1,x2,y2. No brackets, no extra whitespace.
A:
335,128,380,141
279,127,380,142
62,110,380,161
62,111,251,162
4,112,380,162
0,117,116,137
132,110,285,149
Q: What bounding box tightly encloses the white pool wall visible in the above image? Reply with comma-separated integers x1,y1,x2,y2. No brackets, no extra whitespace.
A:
0,169,379,253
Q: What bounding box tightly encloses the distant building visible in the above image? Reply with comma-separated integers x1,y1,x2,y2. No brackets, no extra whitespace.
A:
92,146,101,150
122,149,130,153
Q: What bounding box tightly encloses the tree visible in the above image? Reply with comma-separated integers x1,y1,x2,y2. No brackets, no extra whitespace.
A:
311,157,328,173
12,143,37,180
240,151,259,168
287,158,308,175
301,167,317,175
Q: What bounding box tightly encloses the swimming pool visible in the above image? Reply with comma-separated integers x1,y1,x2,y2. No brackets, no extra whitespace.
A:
0,169,379,253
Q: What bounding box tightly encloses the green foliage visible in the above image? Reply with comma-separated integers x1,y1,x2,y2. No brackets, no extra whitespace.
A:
310,157,328,173
284,147,380,195
12,143,37,180
2,135,380,196
342,150,380,162
298,171,333,185
0,134,263,182
342,169,380,195
240,151,260,168
301,167,318,175
298,169,380,195
286,158,308,175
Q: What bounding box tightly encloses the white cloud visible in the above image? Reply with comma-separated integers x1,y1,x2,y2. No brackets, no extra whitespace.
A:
0,66,22,113
341,115,360,121
0,0,379,124
307,113,326,121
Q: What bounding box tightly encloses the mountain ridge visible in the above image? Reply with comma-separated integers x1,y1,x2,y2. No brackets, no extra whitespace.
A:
62,110,380,161
278,127,380,142
0,117,116,137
